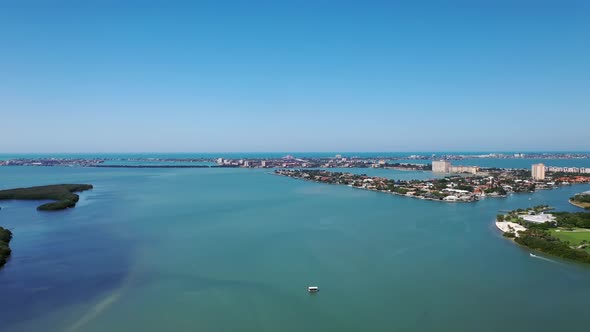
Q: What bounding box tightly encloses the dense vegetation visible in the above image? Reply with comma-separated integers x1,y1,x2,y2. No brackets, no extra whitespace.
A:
0,226,12,268
499,207,590,263
515,228,590,263
553,211,590,228
385,162,432,171
485,187,507,195
570,194,590,209
572,194,590,203
0,184,93,211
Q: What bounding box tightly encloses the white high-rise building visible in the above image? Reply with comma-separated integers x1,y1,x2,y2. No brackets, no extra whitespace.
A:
432,160,451,173
532,163,545,180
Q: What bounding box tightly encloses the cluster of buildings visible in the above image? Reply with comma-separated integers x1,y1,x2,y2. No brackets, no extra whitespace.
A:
432,160,480,174
531,163,590,180
431,161,590,181
409,152,590,160
495,206,555,237
0,158,104,167
277,164,590,204
545,165,590,174
464,152,590,159
215,155,428,169
216,156,315,168
3,156,590,179
275,170,485,203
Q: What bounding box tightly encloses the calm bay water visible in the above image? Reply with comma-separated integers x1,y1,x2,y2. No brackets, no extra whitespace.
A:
3,152,590,170
1,158,590,332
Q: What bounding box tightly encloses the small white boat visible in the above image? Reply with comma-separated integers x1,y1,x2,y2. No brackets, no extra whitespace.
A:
307,286,319,293
530,253,538,258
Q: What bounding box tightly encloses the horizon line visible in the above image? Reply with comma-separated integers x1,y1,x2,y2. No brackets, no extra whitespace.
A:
1,150,590,154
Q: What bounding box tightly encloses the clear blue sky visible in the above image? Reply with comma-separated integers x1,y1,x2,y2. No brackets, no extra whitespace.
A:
1,0,589,153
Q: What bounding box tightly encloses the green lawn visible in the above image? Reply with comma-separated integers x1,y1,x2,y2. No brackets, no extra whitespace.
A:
550,229,590,253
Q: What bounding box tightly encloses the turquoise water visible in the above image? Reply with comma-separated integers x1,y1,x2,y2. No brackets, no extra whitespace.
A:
3,152,589,169
100,160,216,166
1,164,590,332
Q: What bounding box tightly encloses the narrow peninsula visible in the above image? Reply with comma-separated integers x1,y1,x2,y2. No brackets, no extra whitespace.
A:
496,206,590,263
0,184,93,211
276,169,589,203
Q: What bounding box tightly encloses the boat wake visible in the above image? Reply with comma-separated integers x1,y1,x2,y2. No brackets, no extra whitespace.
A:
66,258,141,331
529,253,557,263
66,291,121,332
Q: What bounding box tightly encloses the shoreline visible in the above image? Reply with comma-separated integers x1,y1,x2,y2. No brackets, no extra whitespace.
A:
277,173,474,203
0,226,12,269
569,199,590,209
495,220,526,237
0,184,93,211
349,184,470,203
276,169,589,204
382,167,430,172
495,207,590,264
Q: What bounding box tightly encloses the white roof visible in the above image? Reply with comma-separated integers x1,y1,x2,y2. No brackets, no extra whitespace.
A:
443,188,469,193
522,214,555,224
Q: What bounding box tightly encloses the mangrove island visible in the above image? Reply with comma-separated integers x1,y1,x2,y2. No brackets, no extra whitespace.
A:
0,184,93,211
0,226,12,268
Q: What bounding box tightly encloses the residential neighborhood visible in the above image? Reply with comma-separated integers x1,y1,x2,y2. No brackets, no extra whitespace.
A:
276,166,590,203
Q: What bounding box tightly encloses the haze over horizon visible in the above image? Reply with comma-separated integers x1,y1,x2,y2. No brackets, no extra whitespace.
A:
2,1,589,153
2,150,590,156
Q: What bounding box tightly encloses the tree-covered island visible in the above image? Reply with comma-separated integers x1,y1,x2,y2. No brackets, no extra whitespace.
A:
0,184,92,270
496,206,590,263
0,226,12,268
0,184,93,211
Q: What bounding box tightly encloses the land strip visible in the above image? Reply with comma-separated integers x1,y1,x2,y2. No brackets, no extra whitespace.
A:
0,184,93,211
276,169,590,203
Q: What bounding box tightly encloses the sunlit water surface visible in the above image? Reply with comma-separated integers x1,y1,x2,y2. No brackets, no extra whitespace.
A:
1,162,589,332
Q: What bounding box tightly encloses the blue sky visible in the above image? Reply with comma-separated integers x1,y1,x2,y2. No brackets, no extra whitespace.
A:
1,0,589,152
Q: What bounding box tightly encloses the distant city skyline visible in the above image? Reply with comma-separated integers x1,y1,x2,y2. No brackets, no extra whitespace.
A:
1,1,589,153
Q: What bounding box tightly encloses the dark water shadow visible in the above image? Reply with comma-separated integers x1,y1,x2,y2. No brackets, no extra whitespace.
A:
0,222,135,329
